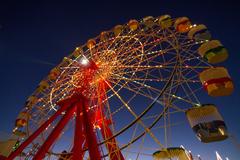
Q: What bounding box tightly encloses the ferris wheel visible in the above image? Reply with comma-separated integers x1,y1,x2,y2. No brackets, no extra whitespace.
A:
0,15,234,160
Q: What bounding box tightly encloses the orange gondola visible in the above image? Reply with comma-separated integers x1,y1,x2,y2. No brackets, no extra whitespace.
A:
174,17,191,33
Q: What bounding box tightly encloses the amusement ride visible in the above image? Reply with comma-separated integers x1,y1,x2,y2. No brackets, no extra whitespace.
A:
0,15,235,160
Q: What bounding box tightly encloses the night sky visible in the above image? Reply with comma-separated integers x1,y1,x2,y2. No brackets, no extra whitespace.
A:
0,0,240,159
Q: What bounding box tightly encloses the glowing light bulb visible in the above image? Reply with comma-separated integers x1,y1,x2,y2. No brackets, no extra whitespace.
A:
80,56,89,65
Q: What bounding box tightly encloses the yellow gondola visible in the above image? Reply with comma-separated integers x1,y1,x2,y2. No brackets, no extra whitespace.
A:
128,19,139,31
12,127,26,137
49,67,61,81
174,17,191,33
13,130,26,137
153,147,191,160
0,139,18,157
100,31,109,41
158,15,172,29
186,104,228,143
199,67,234,96
113,25,123,36
25,95,38,108
72,47,82,58
188,24,211,41
58,57,72,69
36,80,49,93
198,40,228,64
143,16,155,27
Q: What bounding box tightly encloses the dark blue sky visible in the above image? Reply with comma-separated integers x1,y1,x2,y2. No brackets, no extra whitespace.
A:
0,0,240,159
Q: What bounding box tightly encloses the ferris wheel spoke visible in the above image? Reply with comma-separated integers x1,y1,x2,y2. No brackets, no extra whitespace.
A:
110,76,160,97
180,44,213,68
180,74,201,104
111,74,201,115
160,82,201,107
110,74,200,109
174,66,201,105
111,72,168,83
142,109,186,121
152,121,185,131
109,79,187,118
135,133,147,159
110,93,138,118
174,76,196,104
112,65,174,77
117,40,178,67
116,64,178,70
119,46,176,65
112,72,200,83
110,80,159,104
124,123,139,159
104,79,165,148
112,65,173,79
160,76,177,148
106,36,143,61
119,50,177,69
170,88,202,107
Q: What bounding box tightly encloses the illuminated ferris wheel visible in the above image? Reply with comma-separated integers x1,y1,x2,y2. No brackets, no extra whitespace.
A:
1,15,234,160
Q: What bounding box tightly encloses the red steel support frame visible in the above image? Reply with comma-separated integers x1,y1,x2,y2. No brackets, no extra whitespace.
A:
72,104,84,160
7,93,123,160
100,124,124,160
7,103,70,160
81,99,101,160
97,81,124,160
33,105,76,160
6,57,125,160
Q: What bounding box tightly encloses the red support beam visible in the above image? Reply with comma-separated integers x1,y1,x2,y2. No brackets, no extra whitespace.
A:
81,99,101,160
33,105,76,160
95,80,124,160
100,124,124,160
7,104,70,160
72,104,84,160
7,88,115,160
